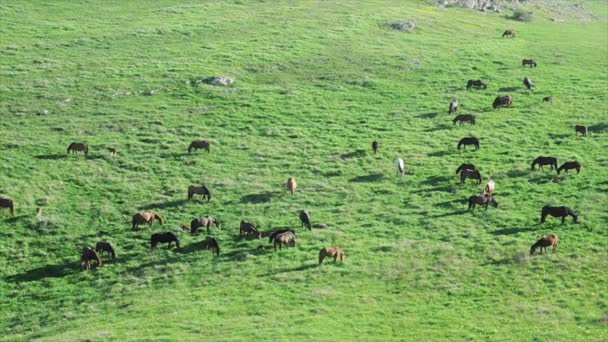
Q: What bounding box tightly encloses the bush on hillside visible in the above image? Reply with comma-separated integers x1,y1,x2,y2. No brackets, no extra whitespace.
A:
511,8,534,22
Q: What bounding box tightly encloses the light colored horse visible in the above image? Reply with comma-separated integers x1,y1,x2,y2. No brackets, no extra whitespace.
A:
319,247,345,264
273,231,296,251
483,180,495,195
132,211,164,230
287,177,297,195
395,158,405,177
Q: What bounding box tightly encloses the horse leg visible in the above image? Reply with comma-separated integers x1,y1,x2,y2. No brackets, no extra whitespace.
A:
562,215,566,224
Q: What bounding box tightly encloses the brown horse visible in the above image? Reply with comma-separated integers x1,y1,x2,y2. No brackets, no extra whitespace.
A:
132,211,164,230
457,137,479,150
107,147,117,157
502,30,516,38
541,206,578,223
492,95,512,109
187,140,210,153
460,169,482,184
67,142,88,155
466,79,487,90
287,177,297,195
81,246,102,270
453,114,476,126
299,210,312,230
530,235,559,255
203,236,220,256
575,125,587,136
557,161,581,175
240,220,262,239
455,163,476,175
273,231,296,251
531,156,558,171
372,141,379,154
0,198,15,216
448,99,459,114
468,194,498,210
268,229,295,243
523,77,533,90
319,247,345,265
188,185,212,202
522,59,537,67
151,232,180,251
190,216,221,235
96,241,116,259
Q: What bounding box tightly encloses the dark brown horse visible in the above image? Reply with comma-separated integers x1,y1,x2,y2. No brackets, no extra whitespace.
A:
95,241,116,259
188,185,212,202
299,210,312,230
523,77,533,90
575,125,587,136
151,232,180,251
268,229,295,243
541,206,578,224
455,163,476,175
453,114,476,126
531,156,558,170
203,236,220,256
466,79,487,90
522,59,537,67
448,99,459,114
81,246,102,270
457,137,479,150
319,247,345,265
492,95,512,109
273,231,296,251
132,211,164,230
240,220,262,239
530,234,559,255
468,194,498,210
187,140,210,153
0,198,15,216
502,30,516,38
557,161,581,175
67,142,88,155
372,141,379,154
460,169,482,184
190,216,221,235
543,96,553,103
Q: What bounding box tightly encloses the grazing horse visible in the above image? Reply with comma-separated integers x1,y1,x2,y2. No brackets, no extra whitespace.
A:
455,163,476,175
530,234,559,255
448,99,459,114
575,125,587,136
190,216,221,235
522,59,537,67
466,79,487,90
502,30,516,38
541,206,578,223
187,140,210,153
523,77,533,90
188,185,212,202
81,246,102,270
132,211,164,230
372,141,379,154
67,142,88,155
268,229,295,243
107,147,117,157
483,180,495,195
468,195,498,210
151,232,180,251
240,220,262,239
273,231,296,251
395,157,405,177
457,137,479,150
95,241,116,259
543,96,553,103
0,198,15,216
492,95,512,109
557,161,581,175
453,114,476,126
460,169,482,184
203,236,220,256
287,177,297,195
531,156,558,171
319,247,345,265
299,210,312,230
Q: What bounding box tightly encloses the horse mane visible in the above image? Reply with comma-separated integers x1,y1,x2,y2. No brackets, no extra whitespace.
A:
153,212,164,224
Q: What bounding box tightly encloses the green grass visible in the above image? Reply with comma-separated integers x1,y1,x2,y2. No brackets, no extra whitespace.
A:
1,0,607,340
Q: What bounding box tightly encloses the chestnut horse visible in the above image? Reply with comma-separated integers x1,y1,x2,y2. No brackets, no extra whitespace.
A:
457,137,479,150
492,95,512,109
287,177,297,195
67,142,88,155
132,211,164,230
273,231,296,251
95,241,116,259
188,185,212,202
0,198,15,216
151,232,180,251
575,125,587,136
81,246,102,270
448,99,459,114
319,247,345,264
299,210,312,230
453,114,476,126
190,216,221,235
460,169,482,184
468,195,498,210
240,220,262,239
531,156,558,170
557,161,581,175
522,59,537,67
466,80,487,90
455,163,476,175
541,206,578,223
530,234,559,255
502,30,516,38
187,140,210,153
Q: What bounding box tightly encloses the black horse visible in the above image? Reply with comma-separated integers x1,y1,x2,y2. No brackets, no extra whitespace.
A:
468,195,498,210
543,96,553,103
151,232,180,251
268,229,295,243
453,114,476,126
541,206,578,224
457,137,479,150
460,169,482,184
466,79,487,90
557,161,581,175
203,236,220,256
299,210,312,230
455,163,476,175
531,156,558,170
95,241,116,259
522,59,537,67
372,141,379,154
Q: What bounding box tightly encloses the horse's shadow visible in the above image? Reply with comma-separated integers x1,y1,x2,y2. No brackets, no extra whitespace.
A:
340,149,366,159
424,124,451,132
6,263,77,282
491,227,531,235
138,199,187,210
427,150,450,157
506,170,529,178
548,133,570,140
435,199,463,208
426,210,465,218
241,192,274,204
498,87,519,92
350,173,384,183
588,123,608,133
35,154,66,160
421,175,451,185
260,263,318,276
415,112,439,119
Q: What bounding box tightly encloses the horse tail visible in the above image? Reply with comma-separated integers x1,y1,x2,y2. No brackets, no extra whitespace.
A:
452,116,458,125
319,249,325,265
187,143,193,154
531,159,537,170
457,141,462,150
215,243,220,256
468,197,473,209
10,202,15,216
67,143,73,153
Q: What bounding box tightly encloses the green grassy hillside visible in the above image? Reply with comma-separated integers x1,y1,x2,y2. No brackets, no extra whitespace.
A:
1,1,607,340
